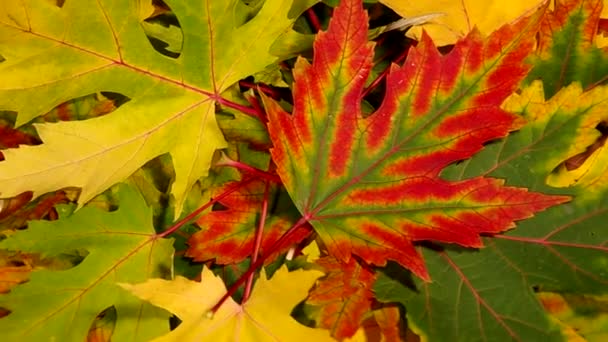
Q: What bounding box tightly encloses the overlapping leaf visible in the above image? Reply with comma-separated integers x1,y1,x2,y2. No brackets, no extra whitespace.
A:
505,81,608,192
186,178,309,265
120,267,333,341
525,0,608,98
0,184,174,341
307,257,377,339
379,0,547,46
264,0,567,280
383,83,608,341
0,0,309,216
538,292,608,341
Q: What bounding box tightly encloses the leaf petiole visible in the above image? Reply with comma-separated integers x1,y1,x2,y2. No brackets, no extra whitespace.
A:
157,176,256,238
209,216,312,313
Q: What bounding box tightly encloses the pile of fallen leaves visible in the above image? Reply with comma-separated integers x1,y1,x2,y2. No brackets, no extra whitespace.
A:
0,0,607,341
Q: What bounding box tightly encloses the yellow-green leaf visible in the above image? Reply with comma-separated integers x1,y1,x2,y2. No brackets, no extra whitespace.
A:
501,80,608,195
0,0,303,216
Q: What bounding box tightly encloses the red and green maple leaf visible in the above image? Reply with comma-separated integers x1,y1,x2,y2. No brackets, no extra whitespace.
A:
263,0,569,280
186,177,309,265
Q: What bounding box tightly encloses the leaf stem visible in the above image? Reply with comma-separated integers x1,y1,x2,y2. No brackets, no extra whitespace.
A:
239,80,281,101
216,159,281,183
242,180,271,303
209,216,312,313
306,7,322,33
157,177,255,238
215,96,259,118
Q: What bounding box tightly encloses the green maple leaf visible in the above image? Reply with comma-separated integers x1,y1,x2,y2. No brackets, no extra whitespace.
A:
0,184,174,341
263,0,568,281
0,0,308,216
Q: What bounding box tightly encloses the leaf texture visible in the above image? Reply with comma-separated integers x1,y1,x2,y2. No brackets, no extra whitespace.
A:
307,257,377,339
186,178,309,265
0,184,174,341
0,0,304,216
264,0,568,280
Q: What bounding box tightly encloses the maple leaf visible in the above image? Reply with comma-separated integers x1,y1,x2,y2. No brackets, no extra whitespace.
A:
0,0,307,216
0,184,173,341
376,83,608,341
120,267,333,341
379,0,547,46
525,0,608,98
307,257,377,339
186,178,309,265
263,0,568,280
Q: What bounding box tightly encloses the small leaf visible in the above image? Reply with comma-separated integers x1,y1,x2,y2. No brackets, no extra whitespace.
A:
307,257,377,339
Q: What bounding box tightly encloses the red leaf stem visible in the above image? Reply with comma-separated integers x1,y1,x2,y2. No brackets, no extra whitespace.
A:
239,80,282,101
215,96,259,117
242,180,271,303
306,7,322,32
215,159,281,183
209,217,313,313
157,176,256,238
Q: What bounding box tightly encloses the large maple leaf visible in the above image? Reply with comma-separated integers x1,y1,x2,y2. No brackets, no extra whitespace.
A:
120,267,333,341
0,184,174,341
0,0,307,216
263,0,568,280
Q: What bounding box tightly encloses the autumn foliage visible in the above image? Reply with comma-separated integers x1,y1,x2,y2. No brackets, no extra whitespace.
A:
0,0,607,341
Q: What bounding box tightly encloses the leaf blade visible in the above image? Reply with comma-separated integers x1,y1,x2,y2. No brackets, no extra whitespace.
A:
265,0,566,280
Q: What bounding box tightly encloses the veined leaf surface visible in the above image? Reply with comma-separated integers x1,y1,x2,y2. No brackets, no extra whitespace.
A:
264,0,568,280
307,257,377,339
0,184,174,341
0,0,306,216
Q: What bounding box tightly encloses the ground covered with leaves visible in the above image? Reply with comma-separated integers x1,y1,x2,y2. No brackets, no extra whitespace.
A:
0,0,607,341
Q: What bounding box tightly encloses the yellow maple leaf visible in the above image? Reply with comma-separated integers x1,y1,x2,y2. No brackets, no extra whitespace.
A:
379,0,546,46
120,267,333,342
